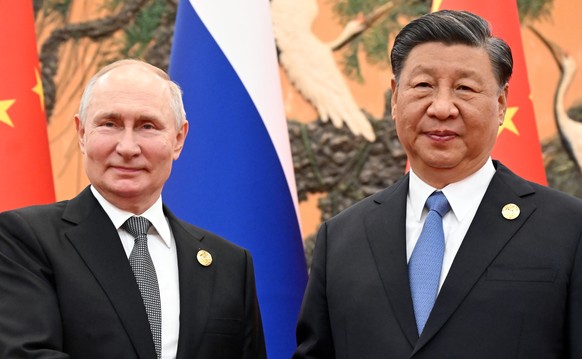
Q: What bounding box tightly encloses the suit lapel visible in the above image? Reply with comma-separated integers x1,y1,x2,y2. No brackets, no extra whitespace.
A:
412,163,537,355
168,210,215,359
63,187,157,359
364,176,419,347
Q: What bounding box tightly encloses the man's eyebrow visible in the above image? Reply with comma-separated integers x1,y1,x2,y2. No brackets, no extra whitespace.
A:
95,112,121,121
136,114,160,122
93,113,161,123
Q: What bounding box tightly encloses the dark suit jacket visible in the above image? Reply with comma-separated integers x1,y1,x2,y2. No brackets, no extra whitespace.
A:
294,161,582,359
0,187,266,359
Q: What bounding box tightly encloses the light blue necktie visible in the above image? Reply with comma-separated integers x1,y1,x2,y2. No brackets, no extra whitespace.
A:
409,191,450,335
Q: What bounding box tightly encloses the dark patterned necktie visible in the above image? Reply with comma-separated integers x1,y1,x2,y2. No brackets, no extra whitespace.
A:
409,191,450,335
123,216,161,358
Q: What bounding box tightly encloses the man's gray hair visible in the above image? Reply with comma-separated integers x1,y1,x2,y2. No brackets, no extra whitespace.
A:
77,59,186,129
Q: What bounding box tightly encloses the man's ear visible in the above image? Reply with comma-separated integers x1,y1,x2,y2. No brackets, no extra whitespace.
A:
391,78,399,121
498,84,509,126
173,120,189,160
74,115,86,154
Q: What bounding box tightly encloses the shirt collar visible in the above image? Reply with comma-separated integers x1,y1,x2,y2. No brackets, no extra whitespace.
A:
90,186,172,248
409,158,496,222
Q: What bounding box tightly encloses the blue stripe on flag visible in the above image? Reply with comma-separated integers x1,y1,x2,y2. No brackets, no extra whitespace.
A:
166,1,307,357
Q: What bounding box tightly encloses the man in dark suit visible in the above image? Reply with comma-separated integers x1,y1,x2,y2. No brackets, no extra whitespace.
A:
0,59,266,358
293,10,582,358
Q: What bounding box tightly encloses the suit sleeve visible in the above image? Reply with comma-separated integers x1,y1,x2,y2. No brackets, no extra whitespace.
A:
242,250,267,359
293,222,335,359
0,210,69,358
567,230,582,357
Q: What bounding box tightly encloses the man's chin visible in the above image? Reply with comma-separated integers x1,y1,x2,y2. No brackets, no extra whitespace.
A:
418,156,459,170
103,183,146,199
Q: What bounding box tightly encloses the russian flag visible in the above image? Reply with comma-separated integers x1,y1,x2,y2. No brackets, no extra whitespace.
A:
166,0,308,357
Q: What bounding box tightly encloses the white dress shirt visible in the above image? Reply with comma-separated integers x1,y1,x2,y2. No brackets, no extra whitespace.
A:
406,158,496,291
91,186,180,359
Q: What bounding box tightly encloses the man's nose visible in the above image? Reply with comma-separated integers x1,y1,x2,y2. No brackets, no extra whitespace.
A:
116,128,141,157
427,89,459,120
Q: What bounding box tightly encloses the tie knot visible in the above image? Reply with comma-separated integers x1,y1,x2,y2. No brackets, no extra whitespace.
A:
123,216,152,238
425,191,450,218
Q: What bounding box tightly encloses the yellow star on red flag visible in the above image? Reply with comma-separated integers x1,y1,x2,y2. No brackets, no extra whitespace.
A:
498,107,519,136
0,99,16,127
431,0,443,11
32,68,45,111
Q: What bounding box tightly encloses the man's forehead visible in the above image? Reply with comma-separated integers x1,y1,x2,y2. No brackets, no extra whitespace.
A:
98,64,164,86
404,43,490,70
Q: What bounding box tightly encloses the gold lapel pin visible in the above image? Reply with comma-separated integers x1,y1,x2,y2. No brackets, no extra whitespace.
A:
502,203,520,220
196,249,212,267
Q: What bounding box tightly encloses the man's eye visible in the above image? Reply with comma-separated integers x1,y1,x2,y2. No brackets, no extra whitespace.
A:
142,123,155,130
103,122,115,127
414,82,431,88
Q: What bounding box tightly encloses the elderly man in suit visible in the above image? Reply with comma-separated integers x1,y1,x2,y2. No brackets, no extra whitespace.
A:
293,10,582,359
0,59,266,359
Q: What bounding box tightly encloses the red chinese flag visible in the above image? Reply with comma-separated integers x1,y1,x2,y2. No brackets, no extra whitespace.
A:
0,1,55,211
431,0,547,185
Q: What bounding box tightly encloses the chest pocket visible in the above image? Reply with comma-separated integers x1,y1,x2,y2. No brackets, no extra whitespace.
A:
486,267,557,282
